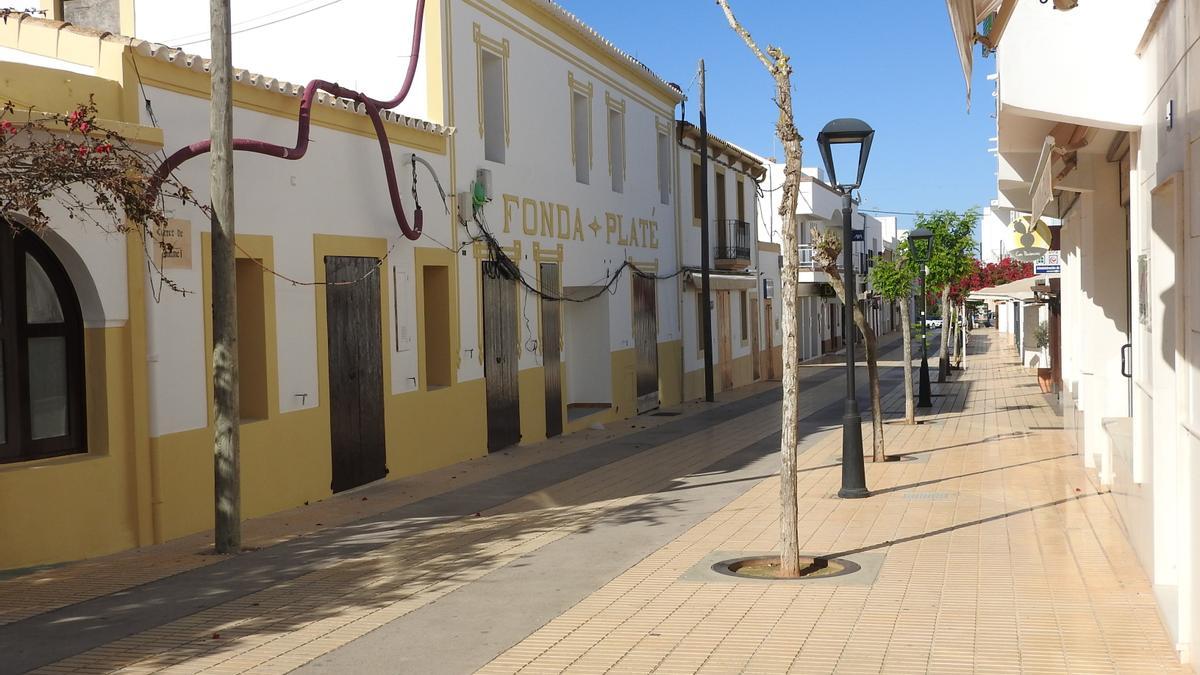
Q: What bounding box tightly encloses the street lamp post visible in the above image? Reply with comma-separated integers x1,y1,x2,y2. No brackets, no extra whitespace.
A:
817,118,874,500
908,227,934,408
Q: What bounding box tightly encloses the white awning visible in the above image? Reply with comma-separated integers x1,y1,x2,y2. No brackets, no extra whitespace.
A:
968,273,1058,302
945,0,1016,107
684,271,757,291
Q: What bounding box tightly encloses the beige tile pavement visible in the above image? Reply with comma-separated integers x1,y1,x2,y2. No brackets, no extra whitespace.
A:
18,336,899,674
478,330,1187,675
0,375,775,629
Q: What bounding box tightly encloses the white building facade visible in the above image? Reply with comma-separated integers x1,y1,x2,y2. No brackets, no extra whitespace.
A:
0,0,788,570
947,0,1200,663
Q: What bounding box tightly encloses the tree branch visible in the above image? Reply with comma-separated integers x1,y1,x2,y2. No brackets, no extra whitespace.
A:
715,0,775,73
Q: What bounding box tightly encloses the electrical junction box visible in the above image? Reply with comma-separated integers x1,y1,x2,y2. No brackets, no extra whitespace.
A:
475,168,493,201
457,191,474,222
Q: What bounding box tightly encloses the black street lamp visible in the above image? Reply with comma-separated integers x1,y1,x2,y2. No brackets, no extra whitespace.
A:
817,118,874,500
908,226,934,408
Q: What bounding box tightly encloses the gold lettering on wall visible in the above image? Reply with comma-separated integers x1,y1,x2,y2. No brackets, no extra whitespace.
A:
498,193,660,249
556,204,571,239
521,197,538,236
502,194,519,233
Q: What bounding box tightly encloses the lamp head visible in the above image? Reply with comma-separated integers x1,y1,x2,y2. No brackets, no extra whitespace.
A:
816,118,875,192
908,226,934,263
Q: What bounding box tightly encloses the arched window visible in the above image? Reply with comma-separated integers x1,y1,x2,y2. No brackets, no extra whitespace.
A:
0,223,86,462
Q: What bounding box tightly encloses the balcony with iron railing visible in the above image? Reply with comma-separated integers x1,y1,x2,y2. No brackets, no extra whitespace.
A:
798,243,869,276
714,220,752,271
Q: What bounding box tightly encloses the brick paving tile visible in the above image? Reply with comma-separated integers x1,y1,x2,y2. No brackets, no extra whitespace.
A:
478,331,1189,675
25,339,903,673
10,331,1189,674
0,377,777,628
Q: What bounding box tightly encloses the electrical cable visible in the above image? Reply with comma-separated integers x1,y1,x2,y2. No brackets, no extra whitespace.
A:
175,0,348,47
469,208,682,305
149,0,430,241
859,208,981,218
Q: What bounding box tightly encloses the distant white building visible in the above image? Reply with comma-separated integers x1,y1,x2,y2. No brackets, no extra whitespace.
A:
980,204,1013,263
756,160,900,360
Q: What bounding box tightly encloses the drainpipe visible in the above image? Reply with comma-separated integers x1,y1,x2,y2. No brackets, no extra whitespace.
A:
668,83,686,403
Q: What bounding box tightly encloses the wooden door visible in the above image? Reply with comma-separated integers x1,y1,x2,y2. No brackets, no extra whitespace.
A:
716,291,734,390
325,256,387,493
539,263,562,438
829,303,839,352
764,300,775,379
482,261,520,451
632,274,659,413
750,297,761,380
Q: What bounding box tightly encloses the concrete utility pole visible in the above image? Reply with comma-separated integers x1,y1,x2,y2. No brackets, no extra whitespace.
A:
698,59,715,403
210,0,241,554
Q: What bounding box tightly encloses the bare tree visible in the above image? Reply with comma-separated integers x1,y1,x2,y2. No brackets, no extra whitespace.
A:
210,0,241,554
717,0,803,576
812,229,885,461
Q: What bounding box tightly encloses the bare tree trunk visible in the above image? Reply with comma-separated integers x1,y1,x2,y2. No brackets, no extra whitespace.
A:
210,0,241,554
823,267,885,461
960,302,968,369
948,304,958,362
937,286,950,382
899,297,915,424
952,304,964,368
718,0,802,577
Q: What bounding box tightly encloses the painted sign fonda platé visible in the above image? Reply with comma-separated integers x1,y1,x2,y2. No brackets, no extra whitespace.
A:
501,193,659,249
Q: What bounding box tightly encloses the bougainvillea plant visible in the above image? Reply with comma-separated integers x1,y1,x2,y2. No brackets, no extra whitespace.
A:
949,256,1035,302
0,97,203,293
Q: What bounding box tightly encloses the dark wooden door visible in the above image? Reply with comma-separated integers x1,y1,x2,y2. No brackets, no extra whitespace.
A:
750,297,760,380
540,263,562,438
325,256,387,493
482,261,520,451
829,303,839,352
765,300,776,379
632,274,659,413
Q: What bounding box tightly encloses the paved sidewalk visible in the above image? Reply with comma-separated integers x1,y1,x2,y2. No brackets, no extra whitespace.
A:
478,331,1185,674
4,329,1179,674
0,333,912,674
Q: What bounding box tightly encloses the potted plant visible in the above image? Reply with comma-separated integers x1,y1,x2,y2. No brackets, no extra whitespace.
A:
1034,321,1053,393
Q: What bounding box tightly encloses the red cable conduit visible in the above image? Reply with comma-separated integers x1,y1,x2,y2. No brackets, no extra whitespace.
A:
150,0,428,240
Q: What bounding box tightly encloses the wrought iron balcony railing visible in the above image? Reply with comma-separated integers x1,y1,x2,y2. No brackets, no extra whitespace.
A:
714,220,751,267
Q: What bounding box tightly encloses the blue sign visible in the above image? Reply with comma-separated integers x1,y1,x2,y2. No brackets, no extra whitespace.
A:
1034,250,1061,275
851,229,865,242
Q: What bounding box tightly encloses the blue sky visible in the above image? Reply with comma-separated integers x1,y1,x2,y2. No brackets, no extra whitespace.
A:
558,0,998,231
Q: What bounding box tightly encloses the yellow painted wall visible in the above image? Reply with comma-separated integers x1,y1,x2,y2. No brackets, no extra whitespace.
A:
610,347,637,419
0,62,120,117
0,327,141,569
149,407,331,542
518,366,547,444
386,380,487,476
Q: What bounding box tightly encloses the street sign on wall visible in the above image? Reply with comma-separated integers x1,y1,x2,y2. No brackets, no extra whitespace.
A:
1034,250,1061,275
